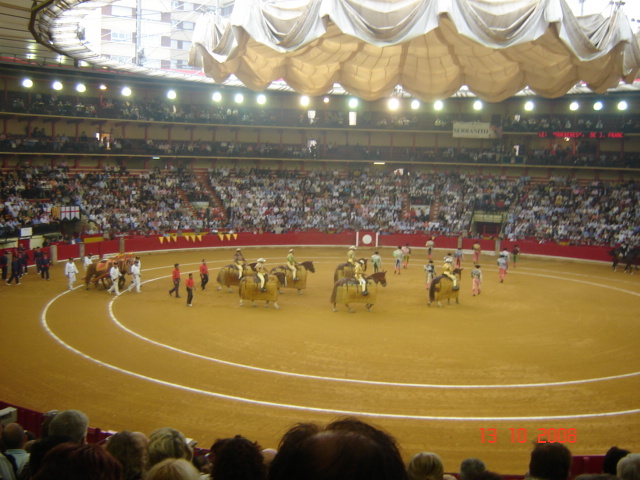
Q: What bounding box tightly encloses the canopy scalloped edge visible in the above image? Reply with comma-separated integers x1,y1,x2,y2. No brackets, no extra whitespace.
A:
190,0,640,102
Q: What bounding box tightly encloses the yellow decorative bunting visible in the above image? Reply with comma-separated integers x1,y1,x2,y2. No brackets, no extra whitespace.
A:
232,233,238,240
196,235,202,242
159,237,164,244
225,234,231,241
218,233,224,241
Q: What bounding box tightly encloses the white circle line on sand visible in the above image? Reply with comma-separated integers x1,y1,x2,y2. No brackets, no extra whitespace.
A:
108,271,640,389
41,290,640,421
106,262,640,390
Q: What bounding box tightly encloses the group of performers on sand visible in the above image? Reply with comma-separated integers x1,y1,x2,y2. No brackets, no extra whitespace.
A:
233,247,299,292
221,240,521,298
421,239,521,294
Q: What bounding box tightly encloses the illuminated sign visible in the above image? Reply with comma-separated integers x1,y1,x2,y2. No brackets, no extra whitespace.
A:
537,131,624,139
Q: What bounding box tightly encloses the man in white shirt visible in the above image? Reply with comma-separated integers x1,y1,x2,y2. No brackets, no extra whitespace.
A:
107,263,122,296
64,258,79,291
127,260,141,293
82,253,93,272
1,423,28,478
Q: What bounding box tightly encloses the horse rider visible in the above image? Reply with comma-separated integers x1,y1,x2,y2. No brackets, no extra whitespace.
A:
255,258,267,292
286,249,299,281
347,245,357,266
234,248,246,279
354,259,368,296
442,256,459,290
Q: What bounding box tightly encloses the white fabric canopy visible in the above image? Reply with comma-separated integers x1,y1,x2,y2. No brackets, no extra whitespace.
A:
190,0,640,102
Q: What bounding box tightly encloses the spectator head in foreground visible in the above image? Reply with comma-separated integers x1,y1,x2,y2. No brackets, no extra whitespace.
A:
617,454,640,480
47,409,89,444
209,435,266,480
147,427,192,469
460,458,487,480
603,447,631,476
146,458,201,480
32,442,122,480
528,442,572,480
407,452,444,480
268,416,408,480
105,430,148,480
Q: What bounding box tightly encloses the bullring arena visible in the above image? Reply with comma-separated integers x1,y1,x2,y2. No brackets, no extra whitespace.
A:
2,242,639,474
2,0,640,474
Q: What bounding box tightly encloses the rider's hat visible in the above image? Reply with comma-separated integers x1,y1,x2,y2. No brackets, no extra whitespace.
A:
257,258,266,262
236,248,241,251
289,249,294,253
349,245,356,250
358,259,365,264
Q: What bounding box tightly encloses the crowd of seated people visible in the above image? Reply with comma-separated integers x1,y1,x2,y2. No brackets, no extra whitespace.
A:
209,167,406,233
1,166,639,246
1,408,638,480
1,130,638,169
503,177,639,246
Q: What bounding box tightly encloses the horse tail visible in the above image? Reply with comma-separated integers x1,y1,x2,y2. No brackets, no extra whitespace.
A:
330,283,338,304
333,268,341,283
217,268,226,285
238,277,245,297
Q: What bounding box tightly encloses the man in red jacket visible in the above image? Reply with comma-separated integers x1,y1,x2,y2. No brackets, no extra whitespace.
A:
168,263,181,298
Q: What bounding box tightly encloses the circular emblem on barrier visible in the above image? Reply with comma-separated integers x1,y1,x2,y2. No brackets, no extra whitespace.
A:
362,234,373,245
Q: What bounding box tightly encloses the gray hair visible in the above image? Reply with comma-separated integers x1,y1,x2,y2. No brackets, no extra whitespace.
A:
618,454,640,480
48,409,89,444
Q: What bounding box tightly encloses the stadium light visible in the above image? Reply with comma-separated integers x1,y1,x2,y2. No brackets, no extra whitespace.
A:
617,100,628,111
593,101,603,111
75,83,86,93
524,101,534,111
212,91,222,102
234,93,244,104
348,98,358,109
433,100,444,111
167,90,177,100
388,98,400,111
300,95,310,107
52,81,63,91
473,100,483,111
99,84,107,91
256,94,266,105
411,99,420,110
121,86,132,97
22,79,33,88
569,101,580,111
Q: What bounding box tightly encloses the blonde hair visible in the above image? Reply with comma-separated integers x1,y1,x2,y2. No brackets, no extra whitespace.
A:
146,458,200,480
147,428,192,468
408,452,445,480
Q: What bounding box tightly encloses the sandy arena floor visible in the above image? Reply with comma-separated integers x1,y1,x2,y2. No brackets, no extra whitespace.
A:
1,246,639,474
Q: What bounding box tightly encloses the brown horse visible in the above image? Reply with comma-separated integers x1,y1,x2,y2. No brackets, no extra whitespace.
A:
216,263,257,292
84,253,135,290
238,271,286,309
330,271,387,313
428,268,463,307
270,260,315,294
334,258,368,282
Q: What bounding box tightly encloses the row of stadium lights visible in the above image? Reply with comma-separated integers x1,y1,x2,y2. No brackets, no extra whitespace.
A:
21,79,629,112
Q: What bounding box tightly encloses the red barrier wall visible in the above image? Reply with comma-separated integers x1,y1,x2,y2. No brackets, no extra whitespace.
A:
20,233,612,265
499,240,612,262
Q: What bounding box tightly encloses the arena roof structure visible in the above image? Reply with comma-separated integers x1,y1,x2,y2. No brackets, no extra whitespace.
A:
9,0,640,101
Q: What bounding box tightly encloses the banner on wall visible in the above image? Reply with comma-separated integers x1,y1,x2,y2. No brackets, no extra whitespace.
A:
60,206,80,220
452,121,501,139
